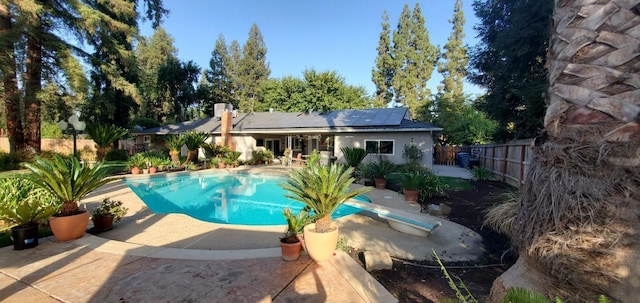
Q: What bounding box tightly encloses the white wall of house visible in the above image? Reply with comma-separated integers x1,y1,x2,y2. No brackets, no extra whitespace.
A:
212,135,256,161
334,132,434,169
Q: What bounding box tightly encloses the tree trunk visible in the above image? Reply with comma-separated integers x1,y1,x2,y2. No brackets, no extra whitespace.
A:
0,3,24,153
23,15,43,154
490,1,640,302
314,215,333,233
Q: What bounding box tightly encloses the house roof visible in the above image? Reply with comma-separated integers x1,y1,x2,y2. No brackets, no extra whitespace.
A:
133,108,442,135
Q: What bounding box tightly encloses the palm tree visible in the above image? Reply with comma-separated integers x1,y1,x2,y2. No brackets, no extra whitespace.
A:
487,2,640,302
182,131,209,165
85,123,128,161
165,134,185,164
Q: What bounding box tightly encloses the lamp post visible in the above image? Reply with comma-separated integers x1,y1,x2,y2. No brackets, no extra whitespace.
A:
58,113,86,159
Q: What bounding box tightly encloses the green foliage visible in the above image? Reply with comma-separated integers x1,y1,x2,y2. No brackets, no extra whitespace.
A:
183,131,209,151
18,155,118,215
158,57,201,122
438,0,468,100
104,149,129,162
340,147,368,168
0,152,22,171
126,153,148,169
440,177,473,191
202,35,235,114
280,164,371,232
388,171,430,191
402,144,423,166
85,123,128,148
92,198,128,223
41,121,65,139
0,178,59,229
390,3,438,116
426,94,497,145
306,149,321,167
361,158,396,179
238,23,271,113
202,142,230,158
433,249,479,303
470,0,552,141
130,117,161,129
372,11,394,107
165,134,186,151
282,207,313,238
472,166,493,181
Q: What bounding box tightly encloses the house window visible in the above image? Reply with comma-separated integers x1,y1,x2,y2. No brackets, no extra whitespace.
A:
365,139,394,155
256,138,264,147
143,136,151,143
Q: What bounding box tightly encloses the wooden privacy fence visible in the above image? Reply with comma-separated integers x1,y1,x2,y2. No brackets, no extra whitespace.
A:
471,139,534,187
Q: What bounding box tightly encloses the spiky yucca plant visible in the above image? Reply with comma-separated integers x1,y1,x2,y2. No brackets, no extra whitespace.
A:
280,164,370,233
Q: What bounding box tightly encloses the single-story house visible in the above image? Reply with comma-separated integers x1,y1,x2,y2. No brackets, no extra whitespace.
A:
132,106,442,168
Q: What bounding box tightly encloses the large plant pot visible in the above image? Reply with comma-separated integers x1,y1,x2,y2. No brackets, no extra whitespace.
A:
92,215,114,232
131,167,141,175
11,223,39,250
280,237,302,261
374,178,387,189
403,189,420,203
149,167,157,174
49,211,90,242
303,223,339,262
218,162,226,169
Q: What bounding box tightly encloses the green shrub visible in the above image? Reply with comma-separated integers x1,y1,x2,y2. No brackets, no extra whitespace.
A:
0,152,22,171
130,117,161,129
104,149,130,161
472,166,493,181
340,147,368,168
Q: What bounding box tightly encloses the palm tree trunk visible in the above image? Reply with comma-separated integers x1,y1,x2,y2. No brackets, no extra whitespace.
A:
489,1,640,302
0,3,24,153
314,215,333,233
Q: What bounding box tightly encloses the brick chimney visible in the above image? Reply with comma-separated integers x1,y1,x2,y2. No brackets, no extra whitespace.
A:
220,111,235,150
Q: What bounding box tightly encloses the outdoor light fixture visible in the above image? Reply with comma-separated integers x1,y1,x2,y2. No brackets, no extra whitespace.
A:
58,112,86,159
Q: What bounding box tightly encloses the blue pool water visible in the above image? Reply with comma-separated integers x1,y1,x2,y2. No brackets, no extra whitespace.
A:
123,172,368,225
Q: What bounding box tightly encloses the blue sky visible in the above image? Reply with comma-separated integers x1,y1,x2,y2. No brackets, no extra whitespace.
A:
140,0,484,97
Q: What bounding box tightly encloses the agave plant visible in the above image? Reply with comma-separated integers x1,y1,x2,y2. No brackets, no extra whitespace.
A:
19,155,118,215
85,123,128,161
280,164,370,233
182,131,209,164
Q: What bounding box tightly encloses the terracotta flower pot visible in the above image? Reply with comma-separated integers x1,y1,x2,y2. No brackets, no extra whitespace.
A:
374,178,387,189
280,237,302,261
303,223,339,262
49,211,90,242
92,215,114,232
149,167,157,174
131,167,141,175
218,162,226,169
403,189,420,204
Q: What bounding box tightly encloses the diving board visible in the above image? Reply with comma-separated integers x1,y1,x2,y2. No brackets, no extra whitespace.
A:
344,200,442,237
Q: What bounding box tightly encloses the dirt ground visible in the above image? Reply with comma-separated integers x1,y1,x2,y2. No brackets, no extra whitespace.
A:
348,180,517,303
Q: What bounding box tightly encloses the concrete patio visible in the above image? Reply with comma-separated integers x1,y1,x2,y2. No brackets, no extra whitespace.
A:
0,164,481,302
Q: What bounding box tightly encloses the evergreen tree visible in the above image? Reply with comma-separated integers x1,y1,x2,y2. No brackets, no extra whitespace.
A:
227,40,242,110
391,3,438,117
203,34,233,116
470,0,552,141
371,11,394,108
157,57,201,122
438,0,468,100
237,23,270,113
136,27,178,121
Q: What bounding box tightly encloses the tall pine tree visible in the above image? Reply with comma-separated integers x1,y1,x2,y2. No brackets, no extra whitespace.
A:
204,34,233,116
438,0,468,100
390,3,438,117
237,23,270,113
227,40,242,110
371,11,394,108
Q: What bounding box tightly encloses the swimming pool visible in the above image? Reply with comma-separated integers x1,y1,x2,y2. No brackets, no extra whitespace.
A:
123,172,367,225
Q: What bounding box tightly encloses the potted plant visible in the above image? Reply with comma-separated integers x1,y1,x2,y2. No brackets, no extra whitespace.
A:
389,171,428,204
126,152,146,174
91,198,128,232
0,178,59,250
361,158,396,189
251,150,264,165
280,164,370,262
280,207,313,261
146,155,162,174
19,155,117,241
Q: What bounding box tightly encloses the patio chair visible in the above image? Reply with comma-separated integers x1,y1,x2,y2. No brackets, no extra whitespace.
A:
292,153,307,166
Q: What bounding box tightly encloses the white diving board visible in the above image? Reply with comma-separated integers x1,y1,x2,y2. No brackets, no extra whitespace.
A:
344,200,442,237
